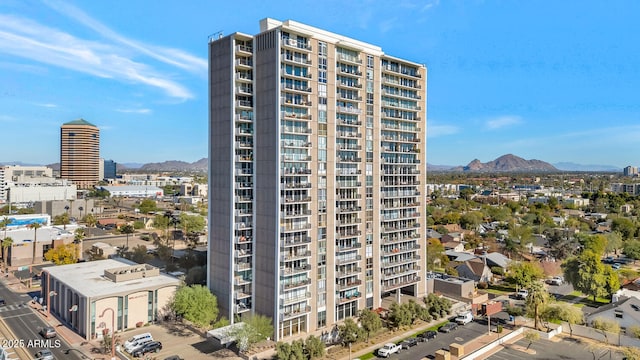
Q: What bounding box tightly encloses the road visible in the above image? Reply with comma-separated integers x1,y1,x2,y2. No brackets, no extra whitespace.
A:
377,321,489,360
0,279,81,360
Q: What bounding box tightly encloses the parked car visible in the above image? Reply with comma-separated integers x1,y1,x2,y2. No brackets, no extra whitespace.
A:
612,263,621,270
124,332,154,353
455,311,474,325
417,330,437,342
34,349,54,360
546,276,563,285
400,337,418,349
132,341,163,358
39,326,57,339
0,298,6,306
515,289,528,300
377,343,401,358
439,322,459,333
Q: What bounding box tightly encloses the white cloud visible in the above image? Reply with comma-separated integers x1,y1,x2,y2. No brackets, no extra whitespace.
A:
485,115,522,130
421,0,440,12
116,108,152,114
428,123,460,137
0,9,197,100
36,103,57,108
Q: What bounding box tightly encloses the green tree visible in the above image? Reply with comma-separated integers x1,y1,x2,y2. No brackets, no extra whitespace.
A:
74,228,86,259
523,330,539,350
426,238,448,270
53,213,71,229
592,317,620,345
305,335,325,359
84,213,98,227
229,314,274,352
179,213,206,235
621,347,640,360
423,293,452,319
128,245,151,264
541,303,583,337
611,217,636,241
338,318,364,346
624,239,640,263
137,199,158,214
44,243,78,264
153,214,171,242
504,305,525,326
460,211,483,230
581,234,607,256
506,261,544,290
2,236,13,268
29,222,42,264
171,285,220,328
387,302,413,329
0,217,11,240
185,265,206,285
525,281,549,330
120,224,135,250
605,232,623,255
563,250,619,302
358,308,382,340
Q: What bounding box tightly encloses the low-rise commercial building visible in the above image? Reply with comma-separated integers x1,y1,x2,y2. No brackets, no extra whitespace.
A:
96,185,164,198
41,259,180,341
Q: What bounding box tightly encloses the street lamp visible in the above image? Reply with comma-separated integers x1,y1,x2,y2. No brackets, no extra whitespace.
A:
99,308,116,360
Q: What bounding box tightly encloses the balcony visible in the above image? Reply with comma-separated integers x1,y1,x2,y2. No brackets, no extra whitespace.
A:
234,291,252,300
336,106,362,115
282,305,312,320
337,206,362,213
281,292,311,305
382,277,421,292
234,277,252,286
282,112,312,120
281,209,312,218
235,73,253,82
336,255,362,265
282,236,312,247
336,279,362,291
337,82,362,90
235,302,252,313
281,54,312,66
337,54,362,65
234,249,252,258
283,278,312,290
381,255,421,267
336,242,362,252
280,223,312,233
282,83,312,93
236,100,252,108
282,196,312,204
235,45,252,54
338,67,362,76
282,168,312,175
283,38,312,51
336,230,361,239
235,113,253,122
281,264,312,276
336,267,362,278
337,292,361,304
382,267,420,281
282,182,311,189
280,251,312,262
235,58,253,68
381,245,420,256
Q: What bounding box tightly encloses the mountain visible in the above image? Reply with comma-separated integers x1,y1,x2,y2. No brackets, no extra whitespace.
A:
427,163,455,171
553,162,621,172
451,154,558,172
120,162,144,169
139,158,207,172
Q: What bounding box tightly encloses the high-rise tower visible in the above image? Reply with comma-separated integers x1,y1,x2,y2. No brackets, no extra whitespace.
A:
60,119,100,188
208,18,427,340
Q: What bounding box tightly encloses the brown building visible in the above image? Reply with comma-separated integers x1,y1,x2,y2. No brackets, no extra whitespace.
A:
60,119,100,188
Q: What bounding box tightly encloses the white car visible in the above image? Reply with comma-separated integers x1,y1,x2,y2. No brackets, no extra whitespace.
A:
377,343,401,358
516,289,528,299
455,311,474,325
546,276,563,285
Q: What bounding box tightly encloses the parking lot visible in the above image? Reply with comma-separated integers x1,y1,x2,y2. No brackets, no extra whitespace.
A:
114,322,241,360
375,321,490,359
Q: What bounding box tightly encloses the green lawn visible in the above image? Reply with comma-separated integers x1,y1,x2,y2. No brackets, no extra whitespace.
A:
558,291,609,307
486,284,516,295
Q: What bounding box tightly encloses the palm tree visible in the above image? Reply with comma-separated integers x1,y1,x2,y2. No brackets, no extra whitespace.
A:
74,228,86,260
29,222,42,264
120,224,135,250
525,281,549,330
2,237,13,269
0,217,10,239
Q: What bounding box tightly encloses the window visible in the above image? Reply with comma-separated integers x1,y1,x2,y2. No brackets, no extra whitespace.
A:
317,310,326,328
318,41,327,56
367,55,374,68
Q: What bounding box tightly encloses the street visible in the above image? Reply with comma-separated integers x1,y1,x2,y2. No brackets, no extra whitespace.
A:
0,278,81,360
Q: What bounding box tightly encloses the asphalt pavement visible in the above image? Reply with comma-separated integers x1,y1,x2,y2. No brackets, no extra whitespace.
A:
0,275,81,360
375,321,491,360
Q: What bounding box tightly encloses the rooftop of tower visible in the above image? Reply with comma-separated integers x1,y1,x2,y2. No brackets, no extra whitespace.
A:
63,118,97,127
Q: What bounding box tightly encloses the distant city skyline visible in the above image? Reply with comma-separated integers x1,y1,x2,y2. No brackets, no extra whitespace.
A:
2,1,640,168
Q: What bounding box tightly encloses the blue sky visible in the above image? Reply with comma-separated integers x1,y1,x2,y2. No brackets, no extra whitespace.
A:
1,0,640,168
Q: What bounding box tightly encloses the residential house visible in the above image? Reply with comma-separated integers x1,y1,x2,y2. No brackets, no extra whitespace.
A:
586,296,640,331
426,229,442,240
455,258,493,284
441,239,465,252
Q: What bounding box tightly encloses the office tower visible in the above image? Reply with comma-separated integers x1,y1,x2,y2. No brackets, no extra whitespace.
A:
623,166,638,177
60,119,100,188
208,18,426,340
103,159,117,180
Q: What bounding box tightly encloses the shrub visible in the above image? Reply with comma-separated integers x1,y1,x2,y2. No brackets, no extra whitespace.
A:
478,282,489,289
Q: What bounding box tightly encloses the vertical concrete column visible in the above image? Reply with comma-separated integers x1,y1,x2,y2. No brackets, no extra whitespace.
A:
434,349,451,360
450,343,464,357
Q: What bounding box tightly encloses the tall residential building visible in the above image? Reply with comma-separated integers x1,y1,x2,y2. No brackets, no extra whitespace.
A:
60,119,100,188
623,166,638,177
208,18,426,340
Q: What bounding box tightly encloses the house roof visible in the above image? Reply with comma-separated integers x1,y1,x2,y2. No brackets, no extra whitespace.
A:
426,229,442,239
457,259,488,276
586,296,640,326
63,118,97,127
480,252,511,268
445,250,477,262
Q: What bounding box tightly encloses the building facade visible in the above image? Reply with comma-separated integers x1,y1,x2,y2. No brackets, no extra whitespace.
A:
41,259,179,341
103,159,117,180
208,18,427,340
0,165,54,203
60,119,100,188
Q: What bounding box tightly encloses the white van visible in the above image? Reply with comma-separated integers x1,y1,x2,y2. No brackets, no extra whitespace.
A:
124,332,153,353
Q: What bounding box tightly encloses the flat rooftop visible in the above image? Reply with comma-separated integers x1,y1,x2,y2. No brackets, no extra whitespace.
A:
5,226,75,245
43,258,181,298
